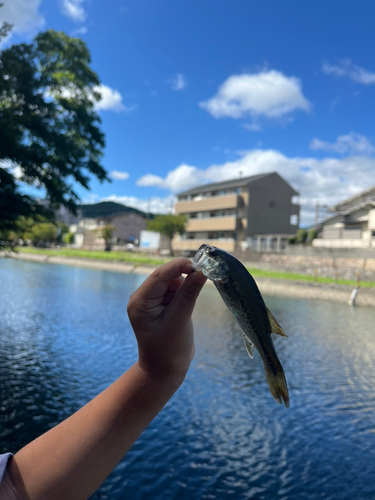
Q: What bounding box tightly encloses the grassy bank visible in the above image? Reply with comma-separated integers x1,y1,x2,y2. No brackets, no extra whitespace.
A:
247,267,375,288
13,248,375,288
17,247,169,267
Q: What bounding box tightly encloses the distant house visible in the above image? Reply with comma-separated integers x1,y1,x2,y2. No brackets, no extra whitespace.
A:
70,202,152,249
173,172,300,253
313,185,375,249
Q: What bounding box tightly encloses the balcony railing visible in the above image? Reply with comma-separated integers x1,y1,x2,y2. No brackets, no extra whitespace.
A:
186,216,237,232
175,193,239,213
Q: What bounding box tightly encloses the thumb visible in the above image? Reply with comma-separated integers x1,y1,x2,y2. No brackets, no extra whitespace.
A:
172,270,207,313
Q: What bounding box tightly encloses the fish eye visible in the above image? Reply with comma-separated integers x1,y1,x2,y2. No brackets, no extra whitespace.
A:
207,249,218,258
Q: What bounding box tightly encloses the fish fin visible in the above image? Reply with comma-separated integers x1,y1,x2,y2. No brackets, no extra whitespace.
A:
242,333,254,359
266,307,287,337
264,362,290,409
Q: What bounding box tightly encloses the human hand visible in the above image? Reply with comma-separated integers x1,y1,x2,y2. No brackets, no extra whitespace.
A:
127,258,207,384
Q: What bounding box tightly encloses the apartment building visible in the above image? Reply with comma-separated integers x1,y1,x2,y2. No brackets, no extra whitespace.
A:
313,184,375,249
173,172,300,254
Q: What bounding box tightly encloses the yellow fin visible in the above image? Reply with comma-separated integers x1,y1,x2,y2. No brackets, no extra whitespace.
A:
266,307,287,337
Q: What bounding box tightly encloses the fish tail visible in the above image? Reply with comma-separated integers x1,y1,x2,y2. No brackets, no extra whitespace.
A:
264,362,290,409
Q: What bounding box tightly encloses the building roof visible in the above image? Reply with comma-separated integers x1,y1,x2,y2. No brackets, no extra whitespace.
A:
177,172,298,197
329,183,375,212
319,200,375,226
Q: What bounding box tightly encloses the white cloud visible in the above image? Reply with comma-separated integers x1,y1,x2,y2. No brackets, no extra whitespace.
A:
102,195,175,215
61,0,86,23
0,0,44,37
82,193,100,203
94,85,135,113
322,60,375,85
72,26,88,36
136,149,375,226
137,164,201,192
310,133,375,156
242,122,262,132
170,73,187,91
110,170,129,181
199,70,311,120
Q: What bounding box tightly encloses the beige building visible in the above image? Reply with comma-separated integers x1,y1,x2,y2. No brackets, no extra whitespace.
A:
313,184,375,249
173,172,300,254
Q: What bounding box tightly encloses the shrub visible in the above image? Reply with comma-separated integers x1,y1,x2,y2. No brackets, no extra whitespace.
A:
296,228,308,244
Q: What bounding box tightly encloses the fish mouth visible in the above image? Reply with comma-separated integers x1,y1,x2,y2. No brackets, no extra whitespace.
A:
191,244,229,283
191,244,210,271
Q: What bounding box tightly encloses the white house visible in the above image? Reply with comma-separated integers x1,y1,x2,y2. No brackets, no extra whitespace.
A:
313,184,375,249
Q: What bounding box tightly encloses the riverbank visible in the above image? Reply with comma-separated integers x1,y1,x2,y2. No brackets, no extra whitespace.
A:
3,250,375,307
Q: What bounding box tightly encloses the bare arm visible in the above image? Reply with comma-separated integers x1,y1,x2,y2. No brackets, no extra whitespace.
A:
5,258,207,500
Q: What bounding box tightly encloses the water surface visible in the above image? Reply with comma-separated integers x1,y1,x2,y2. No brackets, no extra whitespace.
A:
1,258,375,499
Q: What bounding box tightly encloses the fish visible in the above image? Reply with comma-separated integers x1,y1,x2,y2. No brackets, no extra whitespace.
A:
192,244,289,408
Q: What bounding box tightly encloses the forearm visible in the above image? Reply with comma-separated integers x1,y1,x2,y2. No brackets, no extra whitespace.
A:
9,362,183,500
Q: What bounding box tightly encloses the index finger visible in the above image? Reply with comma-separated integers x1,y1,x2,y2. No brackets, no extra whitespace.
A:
134,258,194,300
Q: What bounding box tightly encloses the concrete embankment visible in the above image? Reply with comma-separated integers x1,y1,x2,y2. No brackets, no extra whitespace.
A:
3,251,375,307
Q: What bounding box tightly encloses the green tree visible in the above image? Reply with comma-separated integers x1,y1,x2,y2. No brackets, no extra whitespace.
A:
100,224,116,251
308,228,318,243
29,223,57,247
296,228,308,244
0,28,109,241
147,214,187,256
63,231,75,245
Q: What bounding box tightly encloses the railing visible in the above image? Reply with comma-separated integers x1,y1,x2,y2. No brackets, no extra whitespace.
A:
175,193,239,213
186,216,237,232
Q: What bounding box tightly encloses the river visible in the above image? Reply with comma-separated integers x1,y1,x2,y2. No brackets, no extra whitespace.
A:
1,258,375,500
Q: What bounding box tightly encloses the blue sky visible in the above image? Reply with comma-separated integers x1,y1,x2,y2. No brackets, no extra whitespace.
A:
2,0,375,225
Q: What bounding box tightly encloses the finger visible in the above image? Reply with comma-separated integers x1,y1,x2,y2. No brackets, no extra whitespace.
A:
163,276,184,306
134,258,193,301
168,270,207,319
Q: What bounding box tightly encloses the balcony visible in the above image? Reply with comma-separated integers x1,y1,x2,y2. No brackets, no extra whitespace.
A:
186,216,237,232
175,193,239,213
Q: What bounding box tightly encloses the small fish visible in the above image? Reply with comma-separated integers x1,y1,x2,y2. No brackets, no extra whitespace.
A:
192,244,289,408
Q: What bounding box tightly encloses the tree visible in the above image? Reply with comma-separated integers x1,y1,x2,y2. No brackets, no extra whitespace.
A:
308,228,318,243
0,28,109,239
63,231,75,245
29,222,56,247
100,224,116,251
147,214,187,256
296,228,308,244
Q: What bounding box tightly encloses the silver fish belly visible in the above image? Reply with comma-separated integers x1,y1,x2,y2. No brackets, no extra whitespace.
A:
192,244,289,408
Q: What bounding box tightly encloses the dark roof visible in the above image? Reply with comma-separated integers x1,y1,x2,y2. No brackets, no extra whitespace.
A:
177,172,297,197
80,201,149,219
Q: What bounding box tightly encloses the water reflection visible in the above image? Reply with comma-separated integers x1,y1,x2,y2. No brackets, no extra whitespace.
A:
1,259,375,499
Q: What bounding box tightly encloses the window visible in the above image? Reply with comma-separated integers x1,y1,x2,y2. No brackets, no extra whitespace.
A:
290,215,298,226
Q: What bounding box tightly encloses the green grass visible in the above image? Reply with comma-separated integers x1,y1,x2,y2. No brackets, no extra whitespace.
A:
247,267,375,288
13,248,375,288
17,247,169,266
